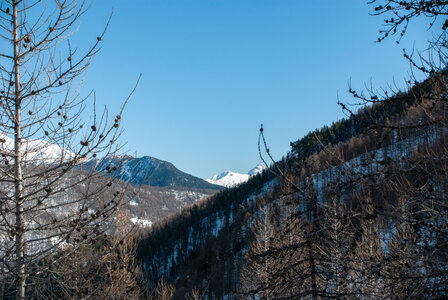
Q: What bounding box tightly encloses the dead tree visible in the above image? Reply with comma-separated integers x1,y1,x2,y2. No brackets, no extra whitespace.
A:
240,199,280,300
0,1,137,298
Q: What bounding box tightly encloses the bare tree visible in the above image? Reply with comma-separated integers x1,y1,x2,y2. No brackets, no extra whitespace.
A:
0,1,137,298
240,198,279,299
25,210,150,299
150,277,175,300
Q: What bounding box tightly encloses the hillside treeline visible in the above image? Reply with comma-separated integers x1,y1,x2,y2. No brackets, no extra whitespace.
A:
241,69,448,299
137,168,276,297
137,70,448,298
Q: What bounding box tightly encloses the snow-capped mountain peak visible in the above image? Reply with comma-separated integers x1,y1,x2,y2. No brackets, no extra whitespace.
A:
206,164,267,188
0,132,74,163
206,171,250,188
209,171,238,182
248,163,266,176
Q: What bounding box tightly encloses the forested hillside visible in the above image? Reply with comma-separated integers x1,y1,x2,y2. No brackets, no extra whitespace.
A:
138,67,448,298
137,168,277,297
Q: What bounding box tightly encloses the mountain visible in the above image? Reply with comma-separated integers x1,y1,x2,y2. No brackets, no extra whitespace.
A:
206,171,249,188
0,133,221,227
87,155,223,190
0,132,74,163
120,184,217,227
248,163,266,176
81,155,223,226
206,164,266,187
89,155,222,228
0,134,220,230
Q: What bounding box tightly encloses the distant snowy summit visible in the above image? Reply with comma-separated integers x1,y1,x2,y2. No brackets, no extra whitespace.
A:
0,132,74,163
206,164,266,188
206,171,250,188
248,163,266,176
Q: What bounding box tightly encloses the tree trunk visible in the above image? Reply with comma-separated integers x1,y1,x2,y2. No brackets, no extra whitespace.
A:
308,238,318,300
13,1,25,298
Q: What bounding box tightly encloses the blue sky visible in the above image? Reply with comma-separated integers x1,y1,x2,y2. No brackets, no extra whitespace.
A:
74,0,431,179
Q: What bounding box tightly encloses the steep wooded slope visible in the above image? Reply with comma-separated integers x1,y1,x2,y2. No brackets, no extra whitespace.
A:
138,77,448,298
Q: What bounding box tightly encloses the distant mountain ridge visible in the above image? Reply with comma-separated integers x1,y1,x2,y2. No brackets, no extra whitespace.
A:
206,163,266,187
0,132,74,163
86,155,223,190
0,131,223,191
0,133,222,230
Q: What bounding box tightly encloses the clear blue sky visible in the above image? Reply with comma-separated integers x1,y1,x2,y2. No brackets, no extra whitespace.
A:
73,0,430,179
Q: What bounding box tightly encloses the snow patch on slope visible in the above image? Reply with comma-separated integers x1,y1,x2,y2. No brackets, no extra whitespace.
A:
130,217,152,227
